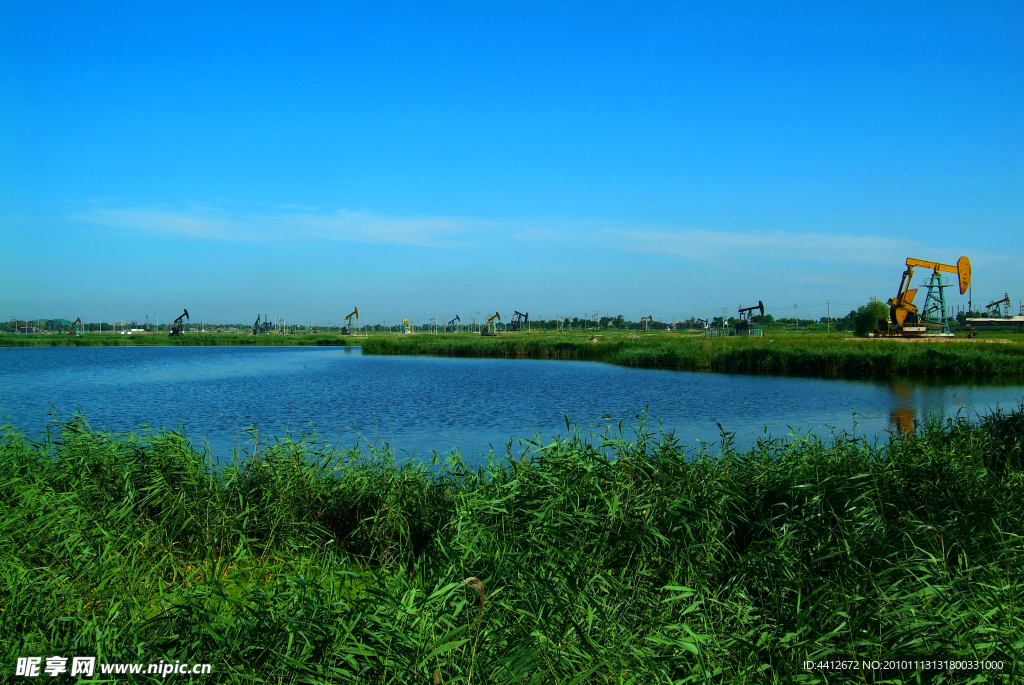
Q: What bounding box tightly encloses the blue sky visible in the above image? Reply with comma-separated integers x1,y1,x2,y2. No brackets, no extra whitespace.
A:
1,1,1021,326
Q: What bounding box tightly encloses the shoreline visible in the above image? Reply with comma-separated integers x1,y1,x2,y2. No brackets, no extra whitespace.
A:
4,330,1024,380
360,332,1024,380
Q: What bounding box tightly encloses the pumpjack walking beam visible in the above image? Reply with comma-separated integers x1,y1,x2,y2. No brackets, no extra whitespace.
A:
735,301,763,332
737,301,764,319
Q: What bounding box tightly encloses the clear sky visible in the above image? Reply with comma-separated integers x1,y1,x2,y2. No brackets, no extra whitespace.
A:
1,1,1021,326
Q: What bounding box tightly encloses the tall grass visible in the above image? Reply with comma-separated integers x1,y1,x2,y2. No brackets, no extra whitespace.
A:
2,408,1022,683
362,334,1024,379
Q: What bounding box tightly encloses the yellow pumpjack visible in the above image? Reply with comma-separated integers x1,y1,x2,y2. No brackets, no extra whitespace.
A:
481,312,500,336
882,256,970,336
343,306,359,335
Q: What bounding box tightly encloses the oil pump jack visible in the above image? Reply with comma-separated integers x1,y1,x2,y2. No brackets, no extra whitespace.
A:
881,257,970,336
67,317,82,336
986,294,1011,318
507,311,529,332
343,307,359,334
445,314,460,332
638,315,653,331
169,309,189,337
252,314,272,335
735,301,764,333
481,312,500,336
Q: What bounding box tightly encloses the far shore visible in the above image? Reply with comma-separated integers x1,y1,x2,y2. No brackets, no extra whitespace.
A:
5,329,1022,381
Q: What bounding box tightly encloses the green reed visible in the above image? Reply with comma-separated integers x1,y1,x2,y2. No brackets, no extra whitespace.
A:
362,333,1024,379
2,406,1022,683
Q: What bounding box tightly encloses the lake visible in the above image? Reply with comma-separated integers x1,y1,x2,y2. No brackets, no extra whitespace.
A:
2,346,1022,460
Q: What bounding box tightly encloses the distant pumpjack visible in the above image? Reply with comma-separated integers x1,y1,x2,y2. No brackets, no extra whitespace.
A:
445,314,460,333
986,293,1011,318
169,309,189,337
252,314,272,335
735,301,764,332
481,312,500,336
507,311,529,332
343,306,359,334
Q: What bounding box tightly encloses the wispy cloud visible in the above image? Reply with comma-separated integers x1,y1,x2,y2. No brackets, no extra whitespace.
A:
275,210,485,247
593,228,923,268
70,207,486,248
74,205,989,273
71,208,239,240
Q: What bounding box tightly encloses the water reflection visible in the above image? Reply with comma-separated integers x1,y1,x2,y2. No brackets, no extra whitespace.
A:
888,384,917,434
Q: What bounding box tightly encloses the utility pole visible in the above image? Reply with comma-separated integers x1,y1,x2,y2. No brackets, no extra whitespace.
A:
793,304,798,326
827,301,830,333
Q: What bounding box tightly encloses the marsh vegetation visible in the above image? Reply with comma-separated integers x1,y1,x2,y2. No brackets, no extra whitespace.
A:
363,331,1024,380
2,406,1022,683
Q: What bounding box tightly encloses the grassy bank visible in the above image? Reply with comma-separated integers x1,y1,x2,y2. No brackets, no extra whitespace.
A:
0,332,358,347
362,332,1024,379
2,409,1022,683
8,329,1024,380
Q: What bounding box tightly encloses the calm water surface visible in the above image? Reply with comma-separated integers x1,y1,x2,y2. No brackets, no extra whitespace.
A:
2,346,1022,460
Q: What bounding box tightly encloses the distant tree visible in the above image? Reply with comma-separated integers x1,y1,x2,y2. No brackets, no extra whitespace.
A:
853,299,890,336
